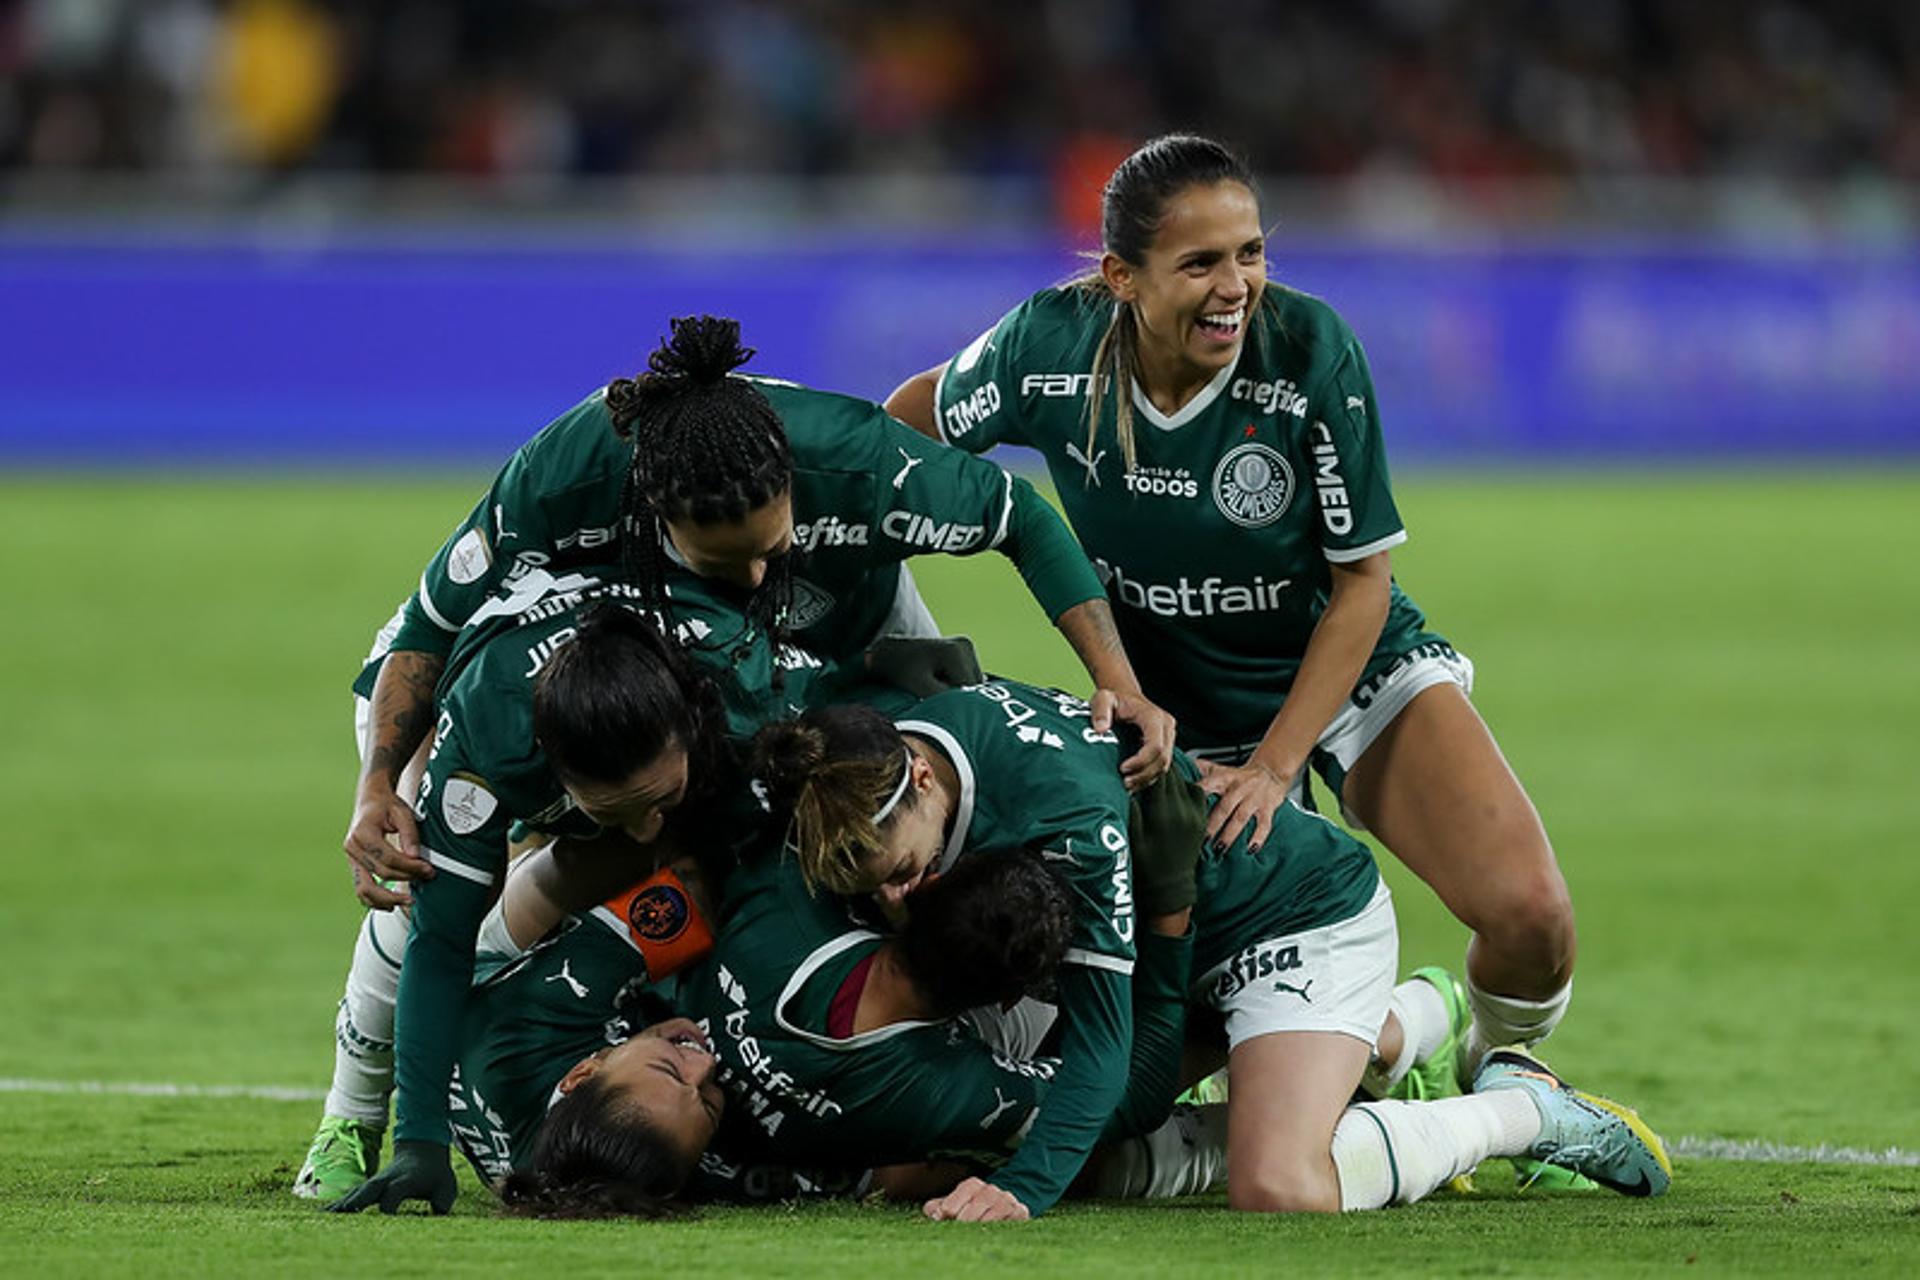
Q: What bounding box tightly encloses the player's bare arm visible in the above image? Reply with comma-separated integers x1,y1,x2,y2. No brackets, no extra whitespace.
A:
883,365,944,441
1199,552,1391,850
343,649,443,906
1056,597,1176,789
502,835,706,952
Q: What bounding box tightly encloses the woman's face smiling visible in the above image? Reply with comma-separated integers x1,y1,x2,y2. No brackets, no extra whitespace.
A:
1104,180,1267,394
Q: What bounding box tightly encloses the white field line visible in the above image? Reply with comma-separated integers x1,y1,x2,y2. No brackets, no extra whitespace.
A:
0,1078,325,1103
1666,1135,1920,1168
3,1078,1916,1169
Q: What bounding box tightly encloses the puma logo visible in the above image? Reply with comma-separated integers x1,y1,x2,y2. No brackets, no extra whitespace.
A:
891,448,924,490
1064,442,1106,487
545,960,589,999
1273,977,1313,1003
980,1087,1020,1128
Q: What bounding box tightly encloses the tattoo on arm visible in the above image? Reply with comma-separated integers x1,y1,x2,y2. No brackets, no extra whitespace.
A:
363,652,445,785
1059,599,1138,691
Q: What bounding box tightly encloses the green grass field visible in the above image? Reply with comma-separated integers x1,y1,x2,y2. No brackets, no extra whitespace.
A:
2,471,1917,1276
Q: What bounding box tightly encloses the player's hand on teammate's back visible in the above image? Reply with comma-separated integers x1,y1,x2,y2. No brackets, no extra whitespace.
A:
1194,757,1290,853
327,1140,458,1215
923,1176,1030,1223
343,779,434,908
1091,689,1175,791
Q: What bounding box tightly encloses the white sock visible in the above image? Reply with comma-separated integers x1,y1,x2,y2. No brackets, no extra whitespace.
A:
1088,1103,1230,1199
1332,1093,1541,1209
321,911,407,1126
1464,977,1572,1072
1360,977,1451,1096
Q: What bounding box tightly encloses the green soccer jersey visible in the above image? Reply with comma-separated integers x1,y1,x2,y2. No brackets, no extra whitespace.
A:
892,680,1140,1214
394,567,815,1150
370,377,1106,693
678,852,1057,1172
1187,792,1382,985
449,913,676,1187
449,910,871,1203
934,285,1445,753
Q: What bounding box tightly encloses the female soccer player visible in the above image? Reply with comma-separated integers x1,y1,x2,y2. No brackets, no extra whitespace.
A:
758,692,1668,1217
342,315,1173,911
321,599,730,1215
441,843,1176,1216
885,134,1577,1081
752,682,1212,1221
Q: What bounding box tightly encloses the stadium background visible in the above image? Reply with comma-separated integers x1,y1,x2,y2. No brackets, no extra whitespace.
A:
2,2,1916,1275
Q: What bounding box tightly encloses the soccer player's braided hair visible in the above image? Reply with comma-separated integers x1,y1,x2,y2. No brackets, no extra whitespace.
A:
606,314,795,645
751,704,915,896
499,1075,694,1220
1077,134,1258,473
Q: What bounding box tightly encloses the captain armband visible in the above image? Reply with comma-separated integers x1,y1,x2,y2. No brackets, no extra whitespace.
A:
600,865,715,980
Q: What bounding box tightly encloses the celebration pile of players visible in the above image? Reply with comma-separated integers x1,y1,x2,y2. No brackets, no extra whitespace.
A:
298,134,1672,1224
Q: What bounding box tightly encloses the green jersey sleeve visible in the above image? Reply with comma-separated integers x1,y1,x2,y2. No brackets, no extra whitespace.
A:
841,400,1105,623
1105,925,1194,1141
1308,340,1408,564
986,963,1131,1216
932,309,1030,452
393,868,492,1145
381,394,628,662
389,661,552,1146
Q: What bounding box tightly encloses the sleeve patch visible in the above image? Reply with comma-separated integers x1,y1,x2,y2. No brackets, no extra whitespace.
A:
446,528,493,585
953,326,995,375
441,773,500,835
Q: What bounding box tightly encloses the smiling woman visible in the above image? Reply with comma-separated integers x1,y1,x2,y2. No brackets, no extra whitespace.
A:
887,134,1581,1138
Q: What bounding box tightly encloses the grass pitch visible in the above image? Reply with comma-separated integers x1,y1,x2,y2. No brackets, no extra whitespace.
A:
2,470,1917,1277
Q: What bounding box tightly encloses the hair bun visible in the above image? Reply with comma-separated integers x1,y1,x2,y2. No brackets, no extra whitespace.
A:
649,315,756,384
749,721,826,813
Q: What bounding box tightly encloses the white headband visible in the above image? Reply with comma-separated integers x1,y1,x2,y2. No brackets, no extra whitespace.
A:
872,749,915,825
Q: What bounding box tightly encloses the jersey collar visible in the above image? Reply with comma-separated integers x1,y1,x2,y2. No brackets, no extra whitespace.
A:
1129,358,1237,432
772,931,941,1050
894,718,974,875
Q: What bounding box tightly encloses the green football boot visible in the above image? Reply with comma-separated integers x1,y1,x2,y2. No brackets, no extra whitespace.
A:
1388,966,1470,1102
1511,1156,1601,1192
292,1115,384,1203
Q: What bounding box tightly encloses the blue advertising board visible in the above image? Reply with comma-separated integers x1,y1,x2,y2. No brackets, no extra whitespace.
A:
2,228,1914,464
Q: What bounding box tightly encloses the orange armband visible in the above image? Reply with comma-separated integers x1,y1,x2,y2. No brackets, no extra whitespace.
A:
600,866,714,980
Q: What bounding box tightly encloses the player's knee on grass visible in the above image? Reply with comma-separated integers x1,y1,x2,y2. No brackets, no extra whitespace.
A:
1227,1148,1342,1214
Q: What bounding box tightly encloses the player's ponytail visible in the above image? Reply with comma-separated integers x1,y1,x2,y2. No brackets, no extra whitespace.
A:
605,314,795,646
1077,134,1259,473
499,1075,693,1220
752,705,916,895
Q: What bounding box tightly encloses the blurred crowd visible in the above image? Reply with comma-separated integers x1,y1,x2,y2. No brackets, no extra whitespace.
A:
3,0,1917,206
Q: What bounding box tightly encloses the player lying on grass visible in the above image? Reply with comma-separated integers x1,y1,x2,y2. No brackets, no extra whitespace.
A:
437,840,1187,1216
762,687,1671,1218
886,137,1581,1177
319,602,739,1215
